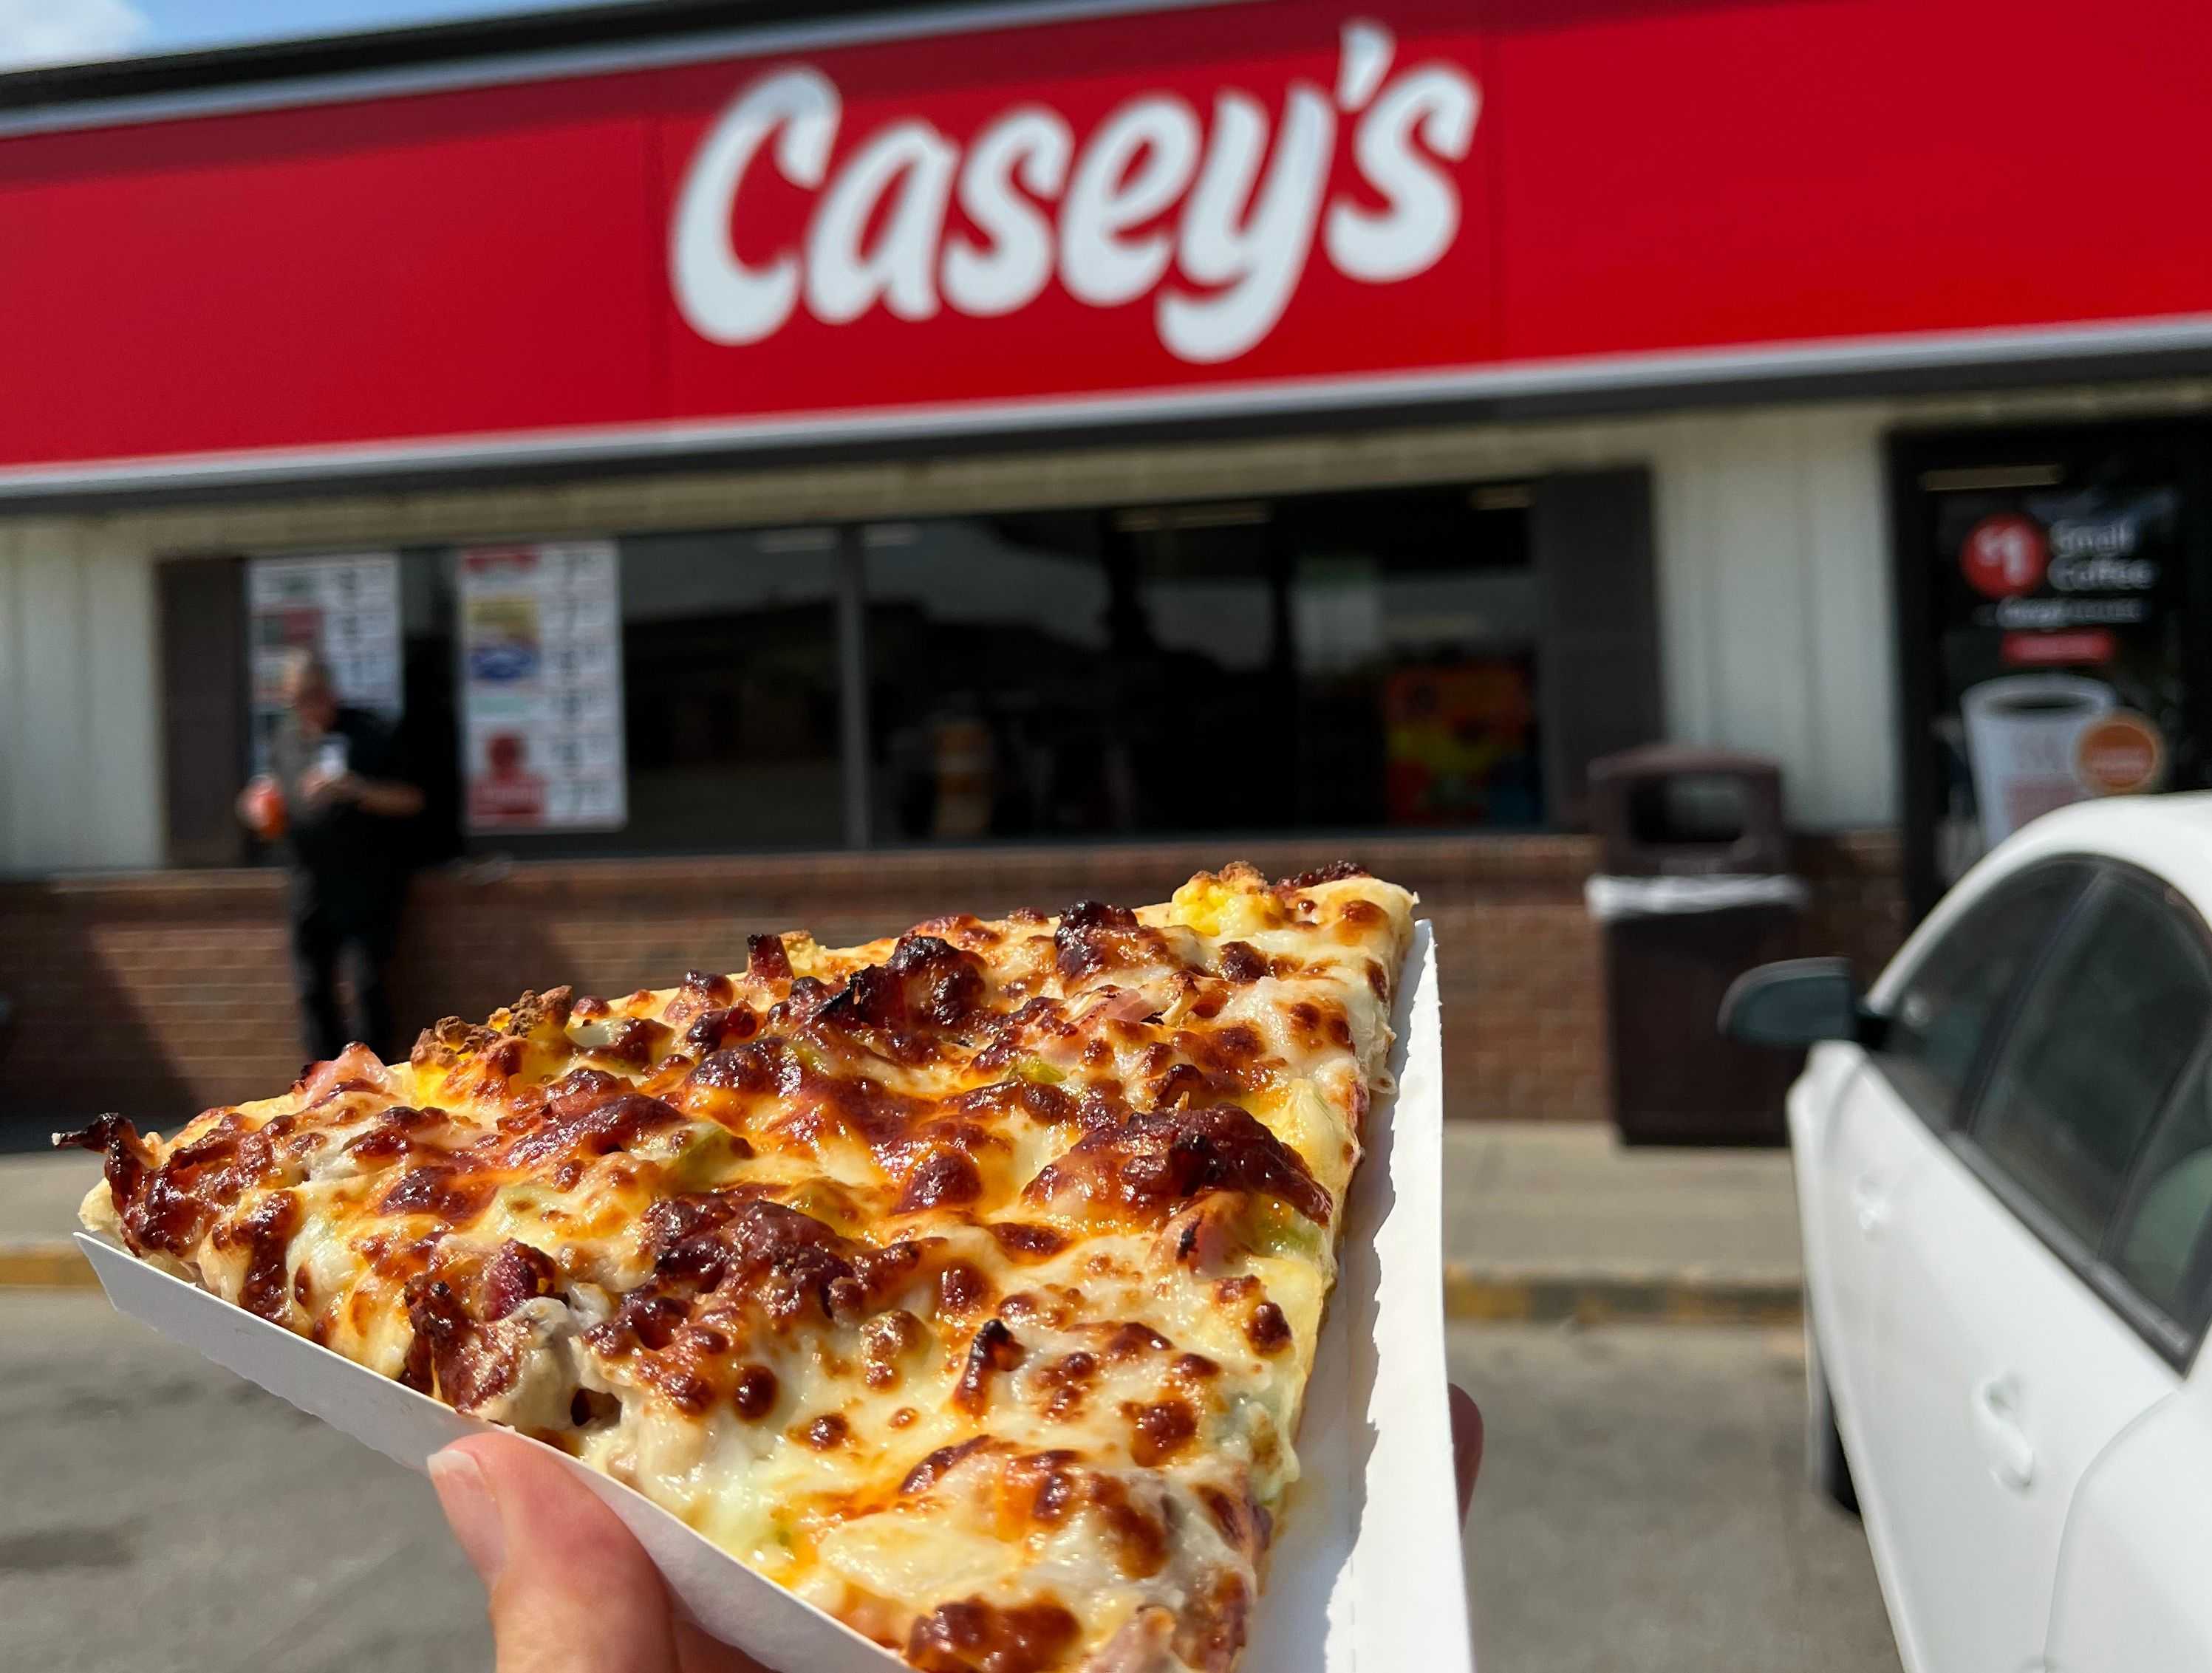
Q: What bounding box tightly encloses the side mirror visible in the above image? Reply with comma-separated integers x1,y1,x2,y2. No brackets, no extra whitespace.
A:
1718,957,1877,1049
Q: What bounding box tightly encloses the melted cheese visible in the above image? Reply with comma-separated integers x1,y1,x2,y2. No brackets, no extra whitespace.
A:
74,863,1414,1673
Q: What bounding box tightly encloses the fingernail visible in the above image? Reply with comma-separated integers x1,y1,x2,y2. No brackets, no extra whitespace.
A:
430,1448,505,1585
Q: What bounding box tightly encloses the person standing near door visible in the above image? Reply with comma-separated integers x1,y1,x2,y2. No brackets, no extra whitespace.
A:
238,650,425,1064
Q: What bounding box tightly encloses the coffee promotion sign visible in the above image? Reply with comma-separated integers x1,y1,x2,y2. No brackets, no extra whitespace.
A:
1925,476,2187,883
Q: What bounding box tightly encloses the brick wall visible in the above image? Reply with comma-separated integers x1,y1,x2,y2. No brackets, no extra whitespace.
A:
0,831,1904,1132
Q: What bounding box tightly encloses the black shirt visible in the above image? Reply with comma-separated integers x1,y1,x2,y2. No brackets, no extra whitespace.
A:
270,707,412,915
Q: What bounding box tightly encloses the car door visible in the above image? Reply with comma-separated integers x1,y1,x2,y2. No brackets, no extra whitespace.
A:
1812,863,2090,1465
2043,1042,2212,1673
1813,862,2090,1664
1868,868,2208,1673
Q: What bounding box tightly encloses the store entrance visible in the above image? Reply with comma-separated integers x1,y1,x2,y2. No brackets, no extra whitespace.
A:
1891,420,2212,916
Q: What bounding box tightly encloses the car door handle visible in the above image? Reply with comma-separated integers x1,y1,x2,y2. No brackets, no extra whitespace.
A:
1973,1375,2036,1491
1851,1174,1890,1236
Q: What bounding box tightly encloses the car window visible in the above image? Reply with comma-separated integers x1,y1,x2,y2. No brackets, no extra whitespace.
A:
1973,877,2212,1253
2112,1049,2212,1326
1876,864,2086,1127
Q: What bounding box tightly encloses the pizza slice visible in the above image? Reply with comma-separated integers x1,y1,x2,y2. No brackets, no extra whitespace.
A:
66,861,1415,1673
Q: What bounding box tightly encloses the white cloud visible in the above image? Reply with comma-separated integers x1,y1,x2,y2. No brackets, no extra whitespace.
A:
0,0,153,69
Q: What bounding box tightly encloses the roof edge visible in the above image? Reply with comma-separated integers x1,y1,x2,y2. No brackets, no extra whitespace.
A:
0,0,989,113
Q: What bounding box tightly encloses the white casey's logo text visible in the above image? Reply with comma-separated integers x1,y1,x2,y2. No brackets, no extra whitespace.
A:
670,20,1478,366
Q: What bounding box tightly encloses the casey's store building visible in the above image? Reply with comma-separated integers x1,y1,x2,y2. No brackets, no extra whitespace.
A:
2,0,2208,1122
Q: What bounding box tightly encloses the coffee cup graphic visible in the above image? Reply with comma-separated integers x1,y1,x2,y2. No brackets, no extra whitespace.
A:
1961,673,2116,847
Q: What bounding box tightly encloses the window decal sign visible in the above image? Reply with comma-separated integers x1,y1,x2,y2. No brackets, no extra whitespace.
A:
458,542,628,832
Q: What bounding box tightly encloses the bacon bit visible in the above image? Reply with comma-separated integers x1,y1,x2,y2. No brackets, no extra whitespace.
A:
686,1036,801,1095
815,934,988,1061
953,1318,1024,1415
402,1257,538,1413
1168,1197,1245,1271
341,1104,445,1164
907,1599,1079,1673
679,1005,760,1056
586,1017,670,1068
482,1240,558,1321
497,985,574,1035
899,1434,994,1496
1092,1474,1170,1578
662,971,736,1027
1023,1104,1331,1227
502,1074,684,1166
53,1112,152,1230
375,1166,496,1223
733,1364,779,1420
1197,1485,1273,1559
293,1042,397,1106
1082,985,1161,1027
1054,899,1141,980
1146,1061,1227,1109
1277,861,1369,890
214,1191,301,1323
61,1111,317,1260
748,934,793,982
1183,1570,1254,1669
1244,1300,1292,1354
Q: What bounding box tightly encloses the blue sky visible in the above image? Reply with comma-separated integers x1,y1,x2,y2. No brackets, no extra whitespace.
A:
0,0,610,69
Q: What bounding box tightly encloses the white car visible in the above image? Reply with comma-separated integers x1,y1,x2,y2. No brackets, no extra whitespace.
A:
1723,794,2212,1673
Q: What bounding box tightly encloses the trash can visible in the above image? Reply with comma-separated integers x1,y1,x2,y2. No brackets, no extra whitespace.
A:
1586,745,1806,1146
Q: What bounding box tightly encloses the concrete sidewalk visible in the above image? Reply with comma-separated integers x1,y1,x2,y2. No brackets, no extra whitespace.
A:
0,1122,1804,1318
1441,1122,1801,1324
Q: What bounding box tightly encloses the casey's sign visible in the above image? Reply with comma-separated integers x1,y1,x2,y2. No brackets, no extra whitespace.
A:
670,21,1477,365
1,0,2208,488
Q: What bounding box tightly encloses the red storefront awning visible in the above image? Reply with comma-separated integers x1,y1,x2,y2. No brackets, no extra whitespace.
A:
2,0,2208,493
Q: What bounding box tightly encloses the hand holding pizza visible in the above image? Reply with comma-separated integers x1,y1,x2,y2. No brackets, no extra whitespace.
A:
432,1384,1484,1673
433,1433,774,1673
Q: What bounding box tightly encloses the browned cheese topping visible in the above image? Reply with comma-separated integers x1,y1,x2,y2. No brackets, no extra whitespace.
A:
67,861,1415,1673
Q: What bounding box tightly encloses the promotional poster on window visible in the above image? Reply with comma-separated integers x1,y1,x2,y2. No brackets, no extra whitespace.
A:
1925,476,2192,886
245,553,403,775
457,541,628,832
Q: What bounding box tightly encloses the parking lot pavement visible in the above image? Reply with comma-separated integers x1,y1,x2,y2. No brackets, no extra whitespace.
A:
1453,1320,1902,1673
2,1293,1898,1673
1,1292,489,1673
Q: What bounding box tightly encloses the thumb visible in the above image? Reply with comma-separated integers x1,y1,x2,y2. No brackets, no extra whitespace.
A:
431,1431,692,1673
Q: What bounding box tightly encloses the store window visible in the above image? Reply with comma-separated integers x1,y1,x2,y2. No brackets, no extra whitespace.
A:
864,484,1536,842
613,530,842,852
198,474,1604,866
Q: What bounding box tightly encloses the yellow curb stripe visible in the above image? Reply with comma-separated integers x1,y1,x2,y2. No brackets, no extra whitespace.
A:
1444,1265,1800,1326
0,1242,98,1289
